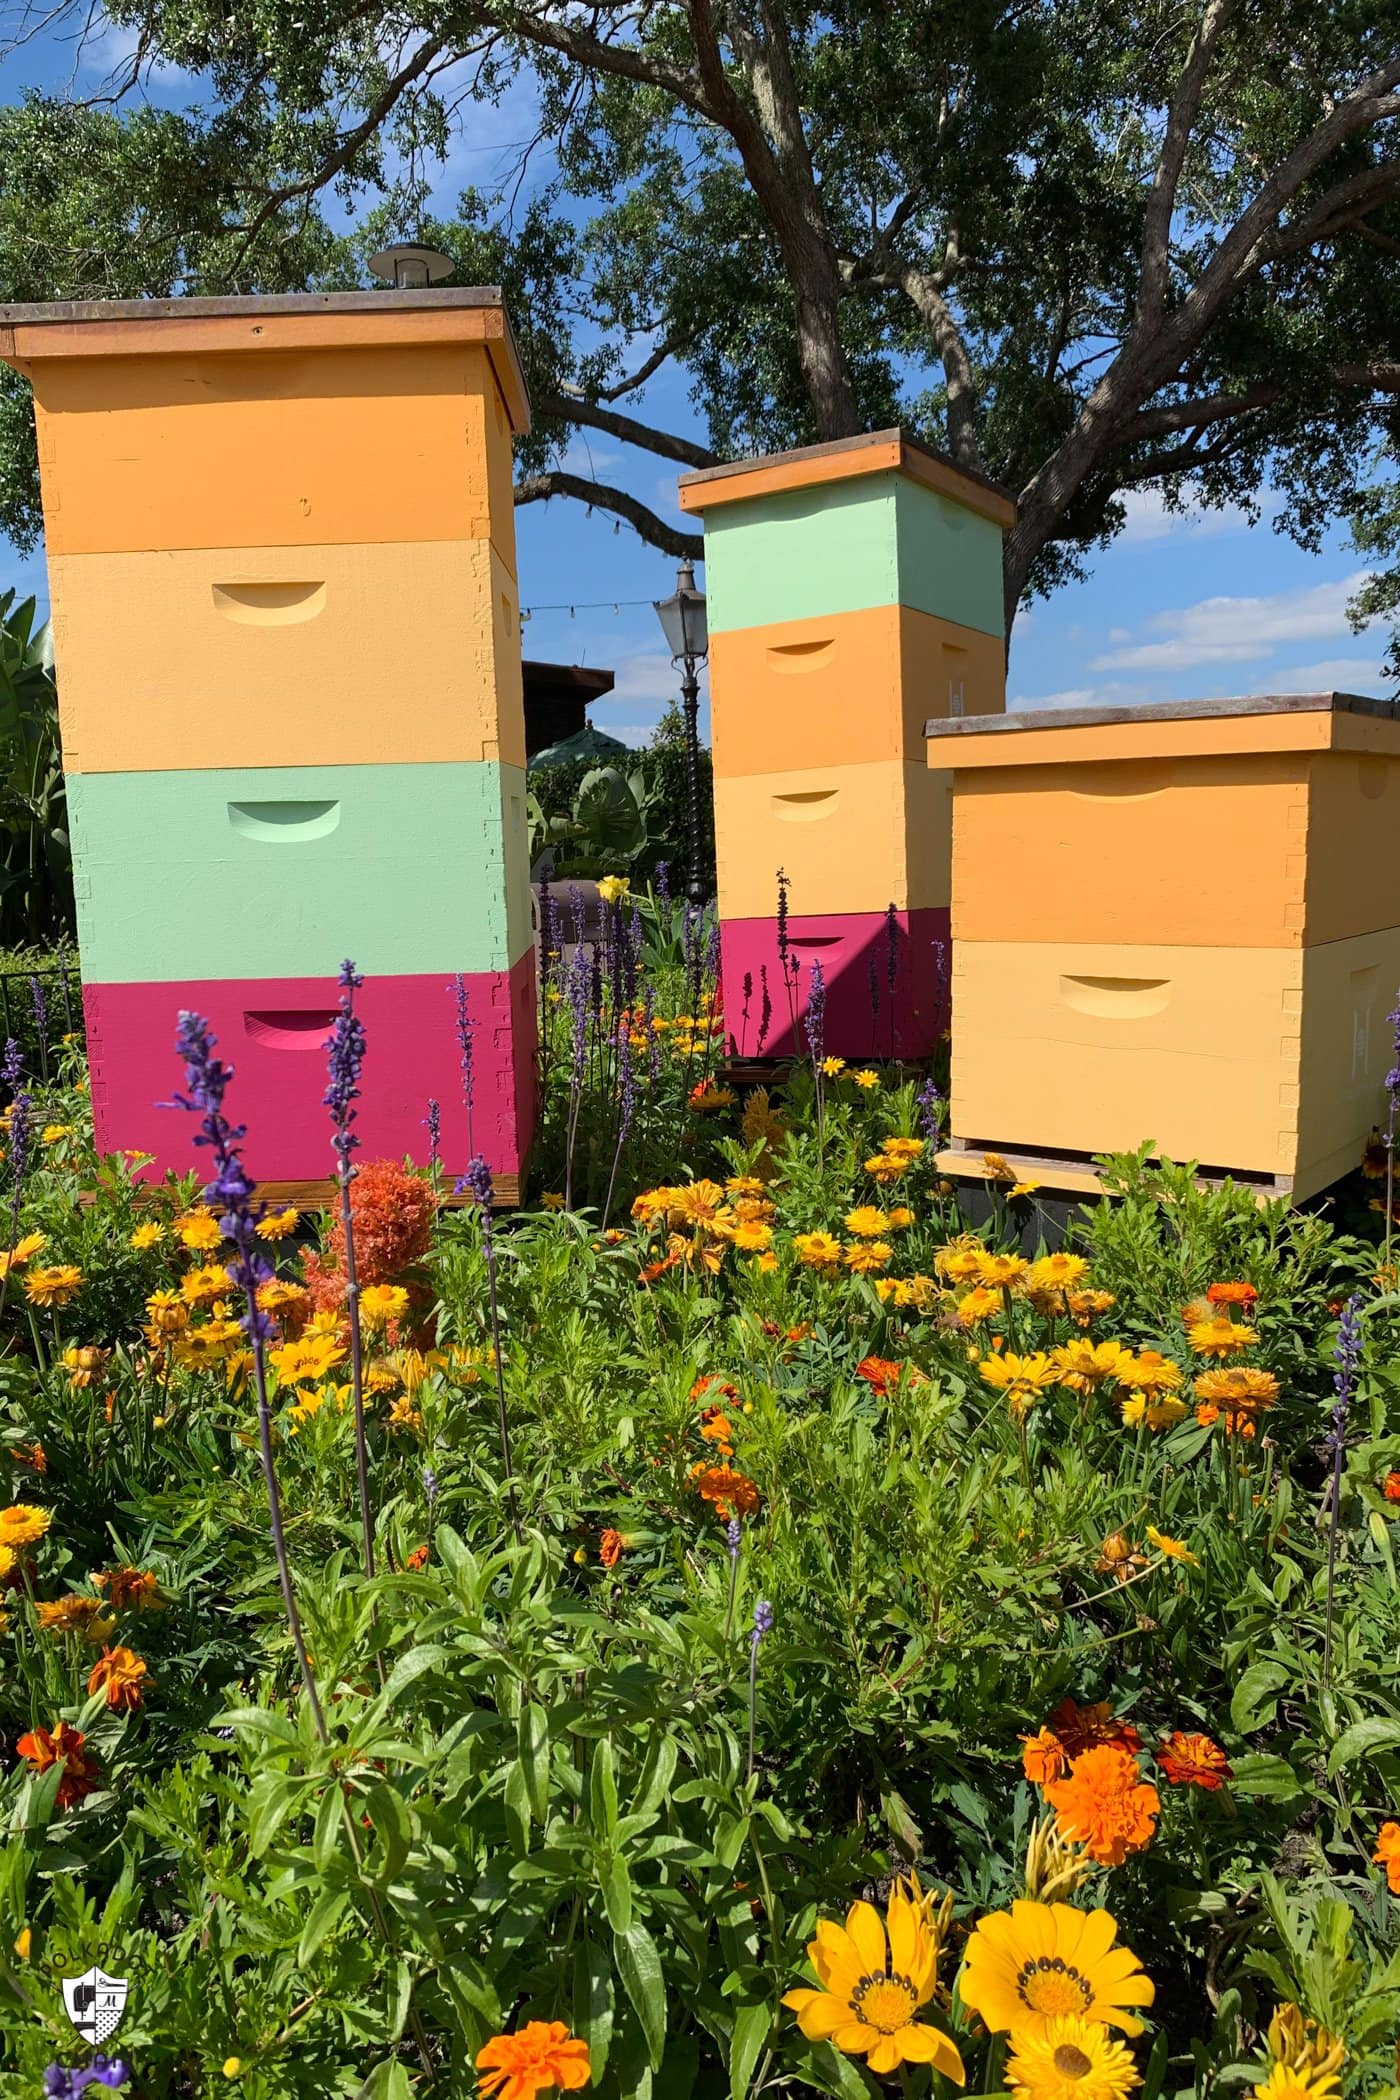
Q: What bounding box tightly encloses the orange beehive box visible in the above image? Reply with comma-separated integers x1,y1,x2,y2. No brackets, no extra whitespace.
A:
927,692,1400,1199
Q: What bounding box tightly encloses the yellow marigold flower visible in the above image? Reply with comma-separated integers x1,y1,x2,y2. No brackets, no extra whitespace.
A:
1005,2014,1142,2100
1027,1253,1089,1292
794,1231,843,1270
41,1125,74,1145
0,1503,52,1548
957,1286,1003,1325
255,1207,300,1241
935,1238,984,1284
596,874,630,904
845,1205,891,1239
1120,1393,1188,1431
975,1250,1030,1289
129,1222,164,1251
980,1351,1057,1413
821,1056,847,1077
1051,1339,1134,1394
781,1876,963,2081
359,1283,411,1332
1146,1525,1196,1564
1187,1318,1256,1357
844,1241,892,1274
183,1263,232,1308
24,1265,82,1308
959,1897,1154,2038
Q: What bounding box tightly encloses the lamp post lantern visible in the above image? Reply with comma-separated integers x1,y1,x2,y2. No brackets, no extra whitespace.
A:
653,561,709,908
367,243,457,289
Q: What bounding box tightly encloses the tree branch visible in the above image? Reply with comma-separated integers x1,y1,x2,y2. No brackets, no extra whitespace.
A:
597,332,689,400
842,253,986,473
514,469,704,559
1135,0,1237,329
533,386,718,468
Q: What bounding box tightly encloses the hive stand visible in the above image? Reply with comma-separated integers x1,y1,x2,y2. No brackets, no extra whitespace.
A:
0,291,536,1203
926,693,1400,1201
678,431,1015,1061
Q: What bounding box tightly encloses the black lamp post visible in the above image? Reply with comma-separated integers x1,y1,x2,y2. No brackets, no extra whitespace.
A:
653,561,710,907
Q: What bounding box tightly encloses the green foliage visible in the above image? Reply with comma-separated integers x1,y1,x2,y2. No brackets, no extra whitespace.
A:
0,594,72,947
528,708,714,889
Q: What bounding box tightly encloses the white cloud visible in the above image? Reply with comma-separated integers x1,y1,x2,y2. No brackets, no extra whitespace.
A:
1245,656,1391,697
1007,680,1154,713
1116,486,1279,546
1090,572,1372,673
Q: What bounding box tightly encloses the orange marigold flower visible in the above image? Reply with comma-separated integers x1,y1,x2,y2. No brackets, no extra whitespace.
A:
1020,1727,1068,1787
1375,1821,1400,1893
698,1406,735,1451
1206,1280,1259,1309
599,1529,624,1570
92,1566,164,1613
405,1544,430,1571
1044,1743,1159,1867
16,1720,100,1807
1156,1732,1233,1790
87,1644,149,1712
691,1374,739,1404
691,1464,760,1522
1044,1698,1143,1760
12,1440,45,1474
1196,1403,1257,1438
476,2019,591,2099
1383,1471,1400,1504
855,1355,927,1395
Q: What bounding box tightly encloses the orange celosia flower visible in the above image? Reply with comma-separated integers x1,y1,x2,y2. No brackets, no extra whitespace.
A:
599,1529,624,1570
1374,1822,1400,1893
476,2019,591,2099
1206,1280,1259,1309
15,1720,100,1807
301,1158,436,1318
1156,1732,1233,1790
87,1644,149,1712
1020,1727,1068,1787
1044,1743,1159,1866
691,1464,760,1521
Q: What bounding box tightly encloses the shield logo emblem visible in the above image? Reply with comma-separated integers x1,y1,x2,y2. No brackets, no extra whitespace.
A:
61,1967,129,2045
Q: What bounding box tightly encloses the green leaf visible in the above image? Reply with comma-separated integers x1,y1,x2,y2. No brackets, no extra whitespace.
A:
729,2001,772,2098
602,1850,634,1934
357,2061,410,2100
297,1887,350,1968
614,1919,667,2070
590,1738,620,1841
362,1781,414,1880
519,1702,550,1823
573,1933,615,2081
1327,1716,1400,1775
785,2040,878,2097
1230,1661,1290,1733
1229,1754,1304,1800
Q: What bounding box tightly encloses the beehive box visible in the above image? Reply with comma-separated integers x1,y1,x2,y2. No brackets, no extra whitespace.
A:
0,291,535,1200
678,431,1014,1060
927,692,1400,1198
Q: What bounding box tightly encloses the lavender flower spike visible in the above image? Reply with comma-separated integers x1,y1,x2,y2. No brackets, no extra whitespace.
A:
167,1013,274,1337
424,1095,441,1165
324,960,366,1168
452,972,477,1155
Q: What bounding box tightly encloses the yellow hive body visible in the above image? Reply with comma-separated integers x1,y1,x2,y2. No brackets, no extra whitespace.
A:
929,693,1400,1200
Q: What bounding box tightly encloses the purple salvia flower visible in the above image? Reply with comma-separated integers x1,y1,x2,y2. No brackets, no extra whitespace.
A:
757,965,772,1055
28,972,46,1039
805,957,826,1068
655,859,671,913
451,974,476,1158
0,1036,21,1090
752,1598,774,1643
166,1013,274,1337
775,869,790,972
726,1516,742,1560
422,1463,439,1506
747,1597,773,1779
917,1073,943,1143
323,960,366,1167
568,944,590,1086
459,1152,496,1209
424,1096,441,1165
459,1150,521,1538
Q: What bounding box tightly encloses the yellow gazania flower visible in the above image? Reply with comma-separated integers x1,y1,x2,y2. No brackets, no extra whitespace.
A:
1008,1181,1040,1199
540,1192,566,1212
41,1125,74,1145
782,1878,964,2082
0,1234,44,1279
845,1206,891,1240
851,1069,881,1090
129,1222,165,1251
958,1899,1154,2039
182,1263,232,1309
174,1208,224,1251
358,1283,411,1332
1005,2014,1142,2100
865,1154,909,1185
0,1503,52,1549
794,1231,843,1270
1051,1339,1134,1394
596,874,630,904
1146,1525,1197,1564
255,1207,301,1241
725,1176,767,1199
1249,2065,1342,2100
1026,1253,1089,1292
882,1136,925,1161
821,1056,847,1076
974,1250,1030,1290
957,1286,1003,1326
1120,1393,1188,1431
1187,1318,1257,1358
386,1394,423,1434
980,1352,1057,1412
844,1241,892,1274
174,1318,244,1369
24,1265,83,1308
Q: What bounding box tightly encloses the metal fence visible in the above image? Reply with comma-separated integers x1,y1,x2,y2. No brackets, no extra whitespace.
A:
0,964,83,1084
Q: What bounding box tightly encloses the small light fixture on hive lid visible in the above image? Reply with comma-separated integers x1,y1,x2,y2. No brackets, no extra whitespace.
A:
367,242,457,289
654,560,710,915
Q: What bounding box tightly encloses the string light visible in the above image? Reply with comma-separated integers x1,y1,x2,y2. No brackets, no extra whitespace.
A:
519,594,658,618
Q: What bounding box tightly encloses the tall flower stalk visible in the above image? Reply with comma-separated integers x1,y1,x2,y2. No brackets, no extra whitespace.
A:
460,1154,521,1541
168,1012,326,1738
1384,989,1400,1269
0,1037,30,1323
805,957,827,1153
325,961,374,1579
747,1599,772,1782
452,974,477,1161
1323,1293,1363,1684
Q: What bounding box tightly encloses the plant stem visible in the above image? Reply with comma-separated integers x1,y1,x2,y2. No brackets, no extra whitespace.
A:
337,1162,375,1579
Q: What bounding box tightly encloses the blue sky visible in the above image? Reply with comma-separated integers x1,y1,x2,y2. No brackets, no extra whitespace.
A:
1,11,1390,743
